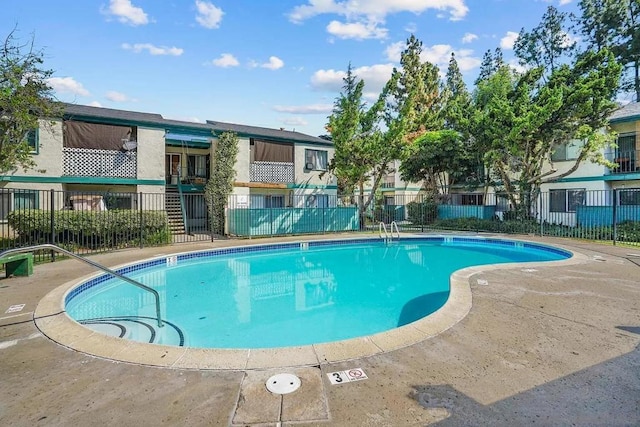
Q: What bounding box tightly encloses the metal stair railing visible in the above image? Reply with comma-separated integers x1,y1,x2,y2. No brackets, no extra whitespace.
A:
0,244,164,327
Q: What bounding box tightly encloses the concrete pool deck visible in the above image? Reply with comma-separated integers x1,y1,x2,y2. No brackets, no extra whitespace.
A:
1,233,639,425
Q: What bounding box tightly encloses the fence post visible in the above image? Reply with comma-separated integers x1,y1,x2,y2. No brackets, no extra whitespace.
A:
612,188,618,246
139,192,143,249
49,189,56,262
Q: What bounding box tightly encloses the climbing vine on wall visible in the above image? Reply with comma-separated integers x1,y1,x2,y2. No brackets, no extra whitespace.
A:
204,131,239,235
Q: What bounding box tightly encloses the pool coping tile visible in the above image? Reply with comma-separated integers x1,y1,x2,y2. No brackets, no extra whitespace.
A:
34,234,589,370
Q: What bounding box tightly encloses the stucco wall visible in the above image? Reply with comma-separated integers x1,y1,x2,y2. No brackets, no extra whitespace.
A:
234,137,250,183
294,143,335,187
137,127,165,181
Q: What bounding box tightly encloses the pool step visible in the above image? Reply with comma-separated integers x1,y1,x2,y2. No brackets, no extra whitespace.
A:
79,316,185,346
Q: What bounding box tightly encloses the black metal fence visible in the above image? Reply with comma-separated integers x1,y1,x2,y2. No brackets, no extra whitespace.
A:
364,189,640,247
1,188,639,262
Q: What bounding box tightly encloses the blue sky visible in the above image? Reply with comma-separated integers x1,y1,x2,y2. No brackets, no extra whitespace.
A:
3,0,580,136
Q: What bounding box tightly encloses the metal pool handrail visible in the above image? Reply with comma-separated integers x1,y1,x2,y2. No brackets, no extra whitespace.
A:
379,221,400,244
0,244,164,328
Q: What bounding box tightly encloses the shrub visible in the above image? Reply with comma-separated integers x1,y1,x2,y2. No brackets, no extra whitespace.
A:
406,200,438,225
7,209,171,249
617,221,640,242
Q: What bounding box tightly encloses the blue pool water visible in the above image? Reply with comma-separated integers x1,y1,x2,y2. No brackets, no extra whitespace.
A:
65,237,570,349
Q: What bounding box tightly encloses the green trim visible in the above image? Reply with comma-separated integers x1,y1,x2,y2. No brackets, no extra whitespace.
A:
0,175,165,185
610,115,640,124
165,140,211,149
286,183,338,190
553,172,640,183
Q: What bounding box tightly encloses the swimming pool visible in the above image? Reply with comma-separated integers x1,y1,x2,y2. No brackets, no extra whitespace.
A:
64,237,570,349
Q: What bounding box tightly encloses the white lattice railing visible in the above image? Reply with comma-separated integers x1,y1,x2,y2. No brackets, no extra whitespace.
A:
250,161,294,183
63,147,137,178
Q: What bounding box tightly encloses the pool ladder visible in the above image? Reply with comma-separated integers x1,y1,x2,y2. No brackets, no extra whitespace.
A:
379,221,400,245
0,244,164,328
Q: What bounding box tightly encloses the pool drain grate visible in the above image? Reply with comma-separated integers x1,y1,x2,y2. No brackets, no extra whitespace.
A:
266,373,301,394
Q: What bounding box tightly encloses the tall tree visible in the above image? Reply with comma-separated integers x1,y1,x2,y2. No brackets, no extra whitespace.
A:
514,5,576,72
204,131,239,236
578,0,639,100
442,53,472,133
399,130,471,197
326,64,400,228
0,29,61,174
475,50,496,85
471,49,621,218
385,35,442,142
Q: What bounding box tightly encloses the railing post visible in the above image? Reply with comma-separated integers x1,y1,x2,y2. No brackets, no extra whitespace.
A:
139,192,143,249
50,189,56,262
612,188,618,246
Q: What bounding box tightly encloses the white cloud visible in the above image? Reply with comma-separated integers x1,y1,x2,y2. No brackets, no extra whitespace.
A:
47,77,90,96
102,0,149,26
500,31,519,50
195,0,224,29
211,53,239,67
106,91,129,102
559,0,573,5
122,43,183,56
273,104,333,114
261,56,285,70
404,22,417,34
560,31,580,48
384,41,404,62
289,0,469,23
164,114,205,123
326,20,388,40
281,117,309,127
311,63,395,94
420,44,481,72
461,32,478,44
89,101,103,107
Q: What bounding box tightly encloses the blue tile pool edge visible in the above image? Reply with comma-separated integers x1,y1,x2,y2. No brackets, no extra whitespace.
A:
64,235,572,306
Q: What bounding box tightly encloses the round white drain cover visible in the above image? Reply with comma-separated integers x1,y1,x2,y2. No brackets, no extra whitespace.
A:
266,373,301,394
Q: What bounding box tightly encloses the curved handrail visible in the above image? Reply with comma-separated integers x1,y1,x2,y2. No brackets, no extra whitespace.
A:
390,221,400,240
379,221,388,240
0,244,164,327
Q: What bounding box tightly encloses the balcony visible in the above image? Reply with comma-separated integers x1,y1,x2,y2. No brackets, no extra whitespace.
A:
609,149,639,174
63,147,137,178
250,161,294,183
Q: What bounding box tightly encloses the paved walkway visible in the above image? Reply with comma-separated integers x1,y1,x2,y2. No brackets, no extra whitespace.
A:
1,234,639,426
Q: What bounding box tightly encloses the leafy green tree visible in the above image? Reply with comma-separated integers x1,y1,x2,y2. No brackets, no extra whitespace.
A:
0,29,61,174
475,50,495,85
514,5,576,72
326,64,399,227
472,49,621,218
399,130,472,197
578,0,640,100
442,53,472,134
385,35,442,142
204,131,239,235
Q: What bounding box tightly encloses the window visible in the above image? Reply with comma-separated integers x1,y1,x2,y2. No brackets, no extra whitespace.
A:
26,129,38,154
104,194,137,210
306,194,329,208
251,194,284,208
188,155,208,178
305,149,328,171
551,139,581,162
549,189,585,212
0,189,39,220
619,189,640,206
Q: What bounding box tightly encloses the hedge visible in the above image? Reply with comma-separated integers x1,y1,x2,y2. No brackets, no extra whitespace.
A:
7,209,171,249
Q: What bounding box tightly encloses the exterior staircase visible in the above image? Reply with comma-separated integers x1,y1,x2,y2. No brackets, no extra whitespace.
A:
165,187,185,234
